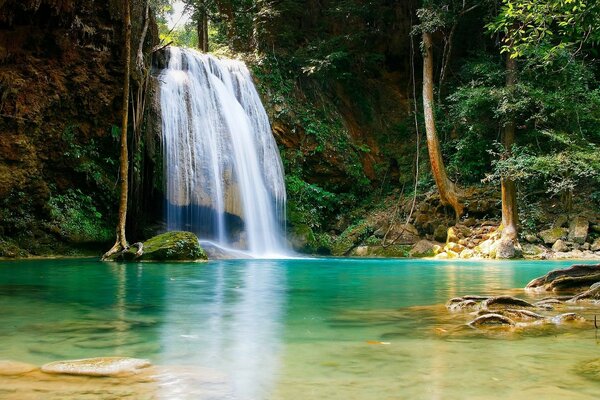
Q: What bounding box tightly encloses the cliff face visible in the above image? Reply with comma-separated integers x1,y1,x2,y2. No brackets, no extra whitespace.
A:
0,0,159,256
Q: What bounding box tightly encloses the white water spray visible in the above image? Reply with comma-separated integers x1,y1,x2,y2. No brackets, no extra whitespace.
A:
160,47,288,258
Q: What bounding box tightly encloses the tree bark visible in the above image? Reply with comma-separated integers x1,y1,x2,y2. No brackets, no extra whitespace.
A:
501,54,518,242
197,1,208,52
422,31,464,219
103,0,131,260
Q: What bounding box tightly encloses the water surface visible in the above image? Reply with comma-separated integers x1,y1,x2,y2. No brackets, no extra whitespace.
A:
1,258,599,399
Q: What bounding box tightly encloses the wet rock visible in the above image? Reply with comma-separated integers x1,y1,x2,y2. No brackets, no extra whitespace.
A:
446,299,479,312
0,360,37,375
409,240,441,258
539,227,568,245
549,313,585,324
41,357,151,377
481,296,535,310
568,284,600,302
468,313,515,328
552,239,569,253
568,216,589,244
115,231,207,261
525,264,600,292
474,309,544,321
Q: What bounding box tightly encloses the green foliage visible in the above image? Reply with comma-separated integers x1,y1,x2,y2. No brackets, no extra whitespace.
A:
487,0,600,59
47,189,113,243
285,175,338,230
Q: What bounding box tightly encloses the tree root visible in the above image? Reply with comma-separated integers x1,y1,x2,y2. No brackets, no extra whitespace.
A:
131,242,144,258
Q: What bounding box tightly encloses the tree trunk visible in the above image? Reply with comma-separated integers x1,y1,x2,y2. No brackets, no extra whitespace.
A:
103,0,131,260
501,54,518,242
422,31,464,219
197,3,208,52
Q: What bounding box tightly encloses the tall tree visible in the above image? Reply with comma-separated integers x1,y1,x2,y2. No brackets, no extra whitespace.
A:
103,0,132,260
421,30,464,219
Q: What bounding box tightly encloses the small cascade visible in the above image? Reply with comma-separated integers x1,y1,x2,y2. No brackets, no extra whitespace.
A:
160,47,288,258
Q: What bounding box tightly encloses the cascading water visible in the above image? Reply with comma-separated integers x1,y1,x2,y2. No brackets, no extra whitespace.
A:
160,47,288,258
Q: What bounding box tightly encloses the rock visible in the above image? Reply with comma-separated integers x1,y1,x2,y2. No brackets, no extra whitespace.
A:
581,242,591,251
524,234,540,243
522,243,547,259
433,224,448,242
446,242,464,253
553,215,568,228
116,231,207,261
354,246,369,256
446,227,460,244
409,240,440,258
568,284,600,302
434,252,449,259
476,309,544,321
568,216,589,244
463,217,477,227
475,239,495,257
447,299,479,312
460,248,475,259
41,357,151,377
591,238,600,252
495,238,517,259
525,263,600,292
539,227,568,245
468,313,515,328
349,245,411,258
0,360,37,375
481,296,535,310
549,313,585,324
552,239,569,252
446,249,459,259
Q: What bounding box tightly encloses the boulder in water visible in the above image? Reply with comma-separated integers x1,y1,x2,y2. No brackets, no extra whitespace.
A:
41,357,151,377
111,231,207,261
468,313,515,328
525,264,600,292
480,296,535,310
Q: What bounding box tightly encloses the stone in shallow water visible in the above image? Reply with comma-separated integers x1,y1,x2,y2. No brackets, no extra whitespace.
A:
549,313,585,324
480,296,535,310
525,264,600,292
0,360,37,375
468,313,515,328
41,357,151,377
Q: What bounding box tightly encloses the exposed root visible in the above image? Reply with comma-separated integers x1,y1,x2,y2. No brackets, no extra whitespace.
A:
131,242,144,258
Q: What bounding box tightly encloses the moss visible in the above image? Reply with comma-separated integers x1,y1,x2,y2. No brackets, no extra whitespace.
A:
115,231,207,262
331,221,373,256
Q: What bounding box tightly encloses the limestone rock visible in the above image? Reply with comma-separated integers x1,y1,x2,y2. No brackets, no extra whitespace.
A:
568,216,589,244
460,248,475,259
409,240,440,258
0,360,37,375
568,284,600,302
549,313,585,324
495,238,517,259
525,263,600,292
524,234,540,243
552,239,569,253
481,296,535,310
468,313,515,328
41,357,151,377
522,243,547,259
591,238,600,252
553,215,568,228
115,231,207,261
539,227,568,245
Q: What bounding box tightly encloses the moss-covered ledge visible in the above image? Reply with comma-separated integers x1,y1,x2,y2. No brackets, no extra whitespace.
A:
106,231,207,262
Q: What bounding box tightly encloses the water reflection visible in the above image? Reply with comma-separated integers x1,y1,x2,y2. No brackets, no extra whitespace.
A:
158,261,286,399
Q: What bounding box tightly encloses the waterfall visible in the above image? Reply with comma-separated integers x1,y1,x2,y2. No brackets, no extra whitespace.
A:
160,47,288,258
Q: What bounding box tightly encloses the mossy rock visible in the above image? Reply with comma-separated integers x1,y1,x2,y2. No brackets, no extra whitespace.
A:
111,231,207,262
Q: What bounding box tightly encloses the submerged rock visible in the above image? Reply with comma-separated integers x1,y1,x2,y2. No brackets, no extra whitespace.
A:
41,357,151,377
568,284,600,302
112,231,207,262
549,313,585,324
0,360,37,375
468,313,515,328
525,264,600,292
480,296,535,310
